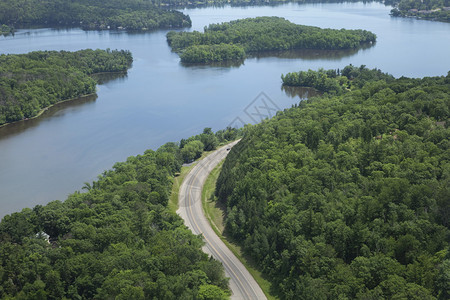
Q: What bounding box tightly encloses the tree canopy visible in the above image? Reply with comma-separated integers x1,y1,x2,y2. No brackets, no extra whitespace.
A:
0,0,191,31
282,64,396,95
0,24,14,36
0,137,231,299
180,44,246,64
0,49,133,125
179,127,244,163
216,68,450,299
167,17,376,63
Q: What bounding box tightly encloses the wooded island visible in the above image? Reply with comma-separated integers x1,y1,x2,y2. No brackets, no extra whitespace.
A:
167,17,376,63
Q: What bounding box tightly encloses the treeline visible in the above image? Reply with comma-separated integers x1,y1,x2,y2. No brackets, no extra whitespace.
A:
180,44,245,63
282,64,395,95
216,69,450,299
0,129,242,299
391,0,450,22
0,49,133,125
179,127,244,162
0,0,191,31
167,17,376,63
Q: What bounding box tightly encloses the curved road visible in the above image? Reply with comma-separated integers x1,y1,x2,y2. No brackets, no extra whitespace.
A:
177,141,266,300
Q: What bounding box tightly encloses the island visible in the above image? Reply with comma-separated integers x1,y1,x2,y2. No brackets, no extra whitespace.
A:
0,49,133,126
166,17,376,63
0,24,14,36
0,0,191,31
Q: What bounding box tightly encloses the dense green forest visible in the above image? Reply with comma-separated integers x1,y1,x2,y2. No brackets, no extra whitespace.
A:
0,0,191,31
282,65,396,95
0,127,245,299
167,17,376,63
179,127,244,162
180,44,246,63
391,0,450,22
0,49,132,126
216,67,450,299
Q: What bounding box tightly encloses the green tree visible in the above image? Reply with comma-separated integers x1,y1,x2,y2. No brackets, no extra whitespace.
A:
181,140,204,163
198,284,228,300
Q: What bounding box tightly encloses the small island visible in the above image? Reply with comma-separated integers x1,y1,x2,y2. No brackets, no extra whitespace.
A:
0,24,14,36
167,17,376,63
0,49,133,126
0,0,191,31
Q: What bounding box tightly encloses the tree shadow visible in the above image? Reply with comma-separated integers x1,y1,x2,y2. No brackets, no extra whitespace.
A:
180,60,245,69
91,71,129,85
179,42,375,69
0,94,98,140
282,85,323,100
250,42,374,61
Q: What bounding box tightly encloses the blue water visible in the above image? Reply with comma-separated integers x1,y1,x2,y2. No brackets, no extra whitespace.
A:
0,2,449,218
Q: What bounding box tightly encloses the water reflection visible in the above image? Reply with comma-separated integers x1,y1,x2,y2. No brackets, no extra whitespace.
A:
282,85,322,100
252,43,374,61
179,43,374,69
0,94,98,140
1,32,14,37
0,72,127,140
91,71,129,85
1,2,448,218
180,60,244,69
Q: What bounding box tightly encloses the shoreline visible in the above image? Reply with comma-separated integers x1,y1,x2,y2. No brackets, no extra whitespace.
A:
0,93,97,129
0,70,128,129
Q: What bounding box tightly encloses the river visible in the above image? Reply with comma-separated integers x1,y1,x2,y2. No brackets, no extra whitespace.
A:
0,2,449,218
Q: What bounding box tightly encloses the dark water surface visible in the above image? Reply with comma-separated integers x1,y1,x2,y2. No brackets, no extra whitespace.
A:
0,3,449,218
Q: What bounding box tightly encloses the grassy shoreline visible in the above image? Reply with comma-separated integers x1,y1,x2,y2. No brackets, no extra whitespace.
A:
168,149,215,212
169,164,194,212
201,159,278,300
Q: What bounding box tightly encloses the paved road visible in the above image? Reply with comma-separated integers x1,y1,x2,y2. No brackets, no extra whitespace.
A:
178,141,267,300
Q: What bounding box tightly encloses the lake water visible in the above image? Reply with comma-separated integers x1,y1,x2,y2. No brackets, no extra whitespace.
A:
0,2,449,218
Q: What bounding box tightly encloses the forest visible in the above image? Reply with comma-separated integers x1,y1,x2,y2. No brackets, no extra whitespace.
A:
180,44,246,64
179,127,244,162
391,0,450,22
216,67,450,299
0,127,244,299
0,49,133,126
0,0,191,31
167,17,376,63
282,64,396,95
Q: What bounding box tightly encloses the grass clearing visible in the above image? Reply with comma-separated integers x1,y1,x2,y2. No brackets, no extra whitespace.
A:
202,160,226,233
168,165,192,212
201,160,278,300
169,150,215,212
